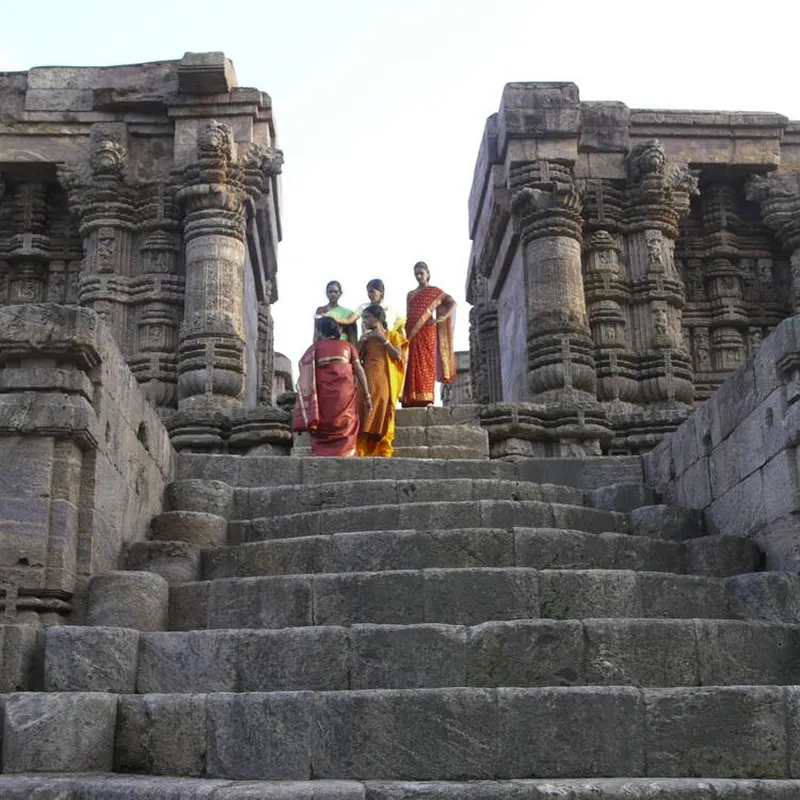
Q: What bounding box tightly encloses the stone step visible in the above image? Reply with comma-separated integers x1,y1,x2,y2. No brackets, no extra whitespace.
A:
176,454,645,490
231,480,586,519
6,686,798,780
5,776,797,799
202,528,758,580
234,501,629,543
167,568,747,631
392,424,488,450
42,619,800,695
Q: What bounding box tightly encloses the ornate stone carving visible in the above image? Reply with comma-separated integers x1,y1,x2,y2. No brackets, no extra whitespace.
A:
509,159,609,454
7,183,50,305
174,119,272,415
746,172,800,313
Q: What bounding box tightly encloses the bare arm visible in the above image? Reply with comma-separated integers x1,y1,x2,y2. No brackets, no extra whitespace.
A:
438,294,456,321
337,310,360,326
352,359,373,411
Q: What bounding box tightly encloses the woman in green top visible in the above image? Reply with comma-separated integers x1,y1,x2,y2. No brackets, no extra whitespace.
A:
314,280,358,344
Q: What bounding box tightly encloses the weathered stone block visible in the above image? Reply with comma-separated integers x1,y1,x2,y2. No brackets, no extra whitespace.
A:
630,506,703,541
87,571,169,631
638,573,729,619
207,576,313,629
3,692,117,772
168,581,209,631
44,626,138,692
644,687,787,778
350,624,467,689
238,627,349,691
238,536,332,577
126,540,201,584
152,510,227,547
540,570,639,619
423,568,539,625
478,499,554,529
0,623,42,692
590,483,654,512
313,688,498,780
116,693,206,776
695,620,800,686
497,686,644,778
168,478,234,516
726,572,800,623
206,692,313,780
467,619,583,687
178,51,237,94
584,619,698,687
314,572,424,626
137,630,238,693
684,536,760,577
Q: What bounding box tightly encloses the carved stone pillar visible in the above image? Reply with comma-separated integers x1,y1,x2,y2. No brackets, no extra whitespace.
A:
175,121,249,413
746,172,800,314
505,160,610,455
624,140,698,409
58,136,136,353
468,273,502,405
131,184,183,413
582,181,637,405
257,298,275,405
7,182,49,304
168,120,289,452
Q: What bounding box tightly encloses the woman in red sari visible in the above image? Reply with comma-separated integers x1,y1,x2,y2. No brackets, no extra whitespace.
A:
400,261,456,407
294,316,372,456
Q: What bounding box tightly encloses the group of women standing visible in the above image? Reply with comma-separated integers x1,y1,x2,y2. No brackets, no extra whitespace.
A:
293,262,456,458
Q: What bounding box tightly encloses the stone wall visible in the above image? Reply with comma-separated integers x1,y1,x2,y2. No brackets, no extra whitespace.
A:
645,315,800,571
0,304,174,623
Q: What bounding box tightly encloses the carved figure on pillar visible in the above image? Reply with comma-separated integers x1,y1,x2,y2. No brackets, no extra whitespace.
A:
58,134,136,353
746,172,800,314
7,182,50,304
467,272,502,405
624,140,698,413
582,181,637,406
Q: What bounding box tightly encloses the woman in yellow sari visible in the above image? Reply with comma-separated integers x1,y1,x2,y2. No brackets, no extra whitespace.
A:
357,304,408,457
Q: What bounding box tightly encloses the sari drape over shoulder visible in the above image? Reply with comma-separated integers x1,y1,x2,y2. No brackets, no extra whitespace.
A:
293,338,360,457
357,324,408,458
314,304,358,344
400,285,455,407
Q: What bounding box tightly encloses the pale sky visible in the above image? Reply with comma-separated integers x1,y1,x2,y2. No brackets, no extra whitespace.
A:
3,0,799,379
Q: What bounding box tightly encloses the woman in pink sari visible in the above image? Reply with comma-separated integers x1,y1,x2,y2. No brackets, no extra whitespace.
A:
294,316,372,456
400,261,456,407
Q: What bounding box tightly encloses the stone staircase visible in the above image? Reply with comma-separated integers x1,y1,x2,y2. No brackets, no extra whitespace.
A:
3,454,800,797
293,406,490,459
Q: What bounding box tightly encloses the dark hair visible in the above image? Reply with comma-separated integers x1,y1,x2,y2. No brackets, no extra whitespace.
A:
316,316,340,338
326,280,342,292
413,261,429,272
362,304,387,327
366,278,385,295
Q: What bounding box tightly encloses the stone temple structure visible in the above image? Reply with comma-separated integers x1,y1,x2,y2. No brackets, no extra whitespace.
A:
4,57,800,797
467,83,800,458
0,51,288,452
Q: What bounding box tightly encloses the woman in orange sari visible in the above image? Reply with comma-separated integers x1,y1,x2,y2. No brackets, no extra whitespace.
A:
357,305,408,457
294,316,371,456
400,261,456,407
